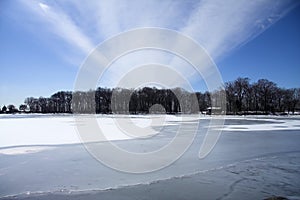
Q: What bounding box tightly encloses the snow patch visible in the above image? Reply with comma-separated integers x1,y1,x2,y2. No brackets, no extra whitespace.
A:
0,146,54,155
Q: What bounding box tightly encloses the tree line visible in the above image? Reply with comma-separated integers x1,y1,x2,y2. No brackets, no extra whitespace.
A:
225,78,299,114
1,77,299,115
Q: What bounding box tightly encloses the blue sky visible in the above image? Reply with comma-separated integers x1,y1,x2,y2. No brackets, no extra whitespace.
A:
0,0,299,106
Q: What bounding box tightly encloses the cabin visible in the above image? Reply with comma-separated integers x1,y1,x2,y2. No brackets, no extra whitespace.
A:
207,107,223,115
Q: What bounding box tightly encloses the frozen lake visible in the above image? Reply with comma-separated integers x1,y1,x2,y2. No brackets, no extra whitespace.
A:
0,114,300,199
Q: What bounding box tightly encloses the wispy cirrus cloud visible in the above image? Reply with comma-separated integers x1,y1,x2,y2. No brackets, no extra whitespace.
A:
181,0,298,60
19,0,299,88
21,0,298,59
21,1,94,55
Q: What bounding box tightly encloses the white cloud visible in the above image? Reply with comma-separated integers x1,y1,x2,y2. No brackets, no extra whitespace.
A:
38,2,49,11
180,0,297,60
21,1,94,55
20,0,298,88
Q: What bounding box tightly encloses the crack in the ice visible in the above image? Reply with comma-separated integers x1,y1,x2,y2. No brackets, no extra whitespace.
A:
216,178,246,200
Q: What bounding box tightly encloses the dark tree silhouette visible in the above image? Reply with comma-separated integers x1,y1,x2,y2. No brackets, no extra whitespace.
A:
256,79,277,114
1,105,7,113
19,104,28,112
7,105,17,113
224,78,299,115
13,77,299,115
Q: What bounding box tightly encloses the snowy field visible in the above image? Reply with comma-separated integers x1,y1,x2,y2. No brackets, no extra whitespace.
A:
0,114,300,199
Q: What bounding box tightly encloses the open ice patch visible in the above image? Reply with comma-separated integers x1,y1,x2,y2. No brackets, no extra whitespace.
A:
215,116,300,132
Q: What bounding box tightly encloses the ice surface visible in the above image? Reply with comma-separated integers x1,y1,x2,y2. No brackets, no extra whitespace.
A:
218,116,300,131
0,114,203,151
0,114,300,198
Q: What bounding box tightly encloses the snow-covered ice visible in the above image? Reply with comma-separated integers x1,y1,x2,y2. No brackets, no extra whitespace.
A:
0,114,300,199
0,114,203,152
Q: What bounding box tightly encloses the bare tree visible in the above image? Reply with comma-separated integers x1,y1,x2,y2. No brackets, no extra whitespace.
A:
256,79,277,114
